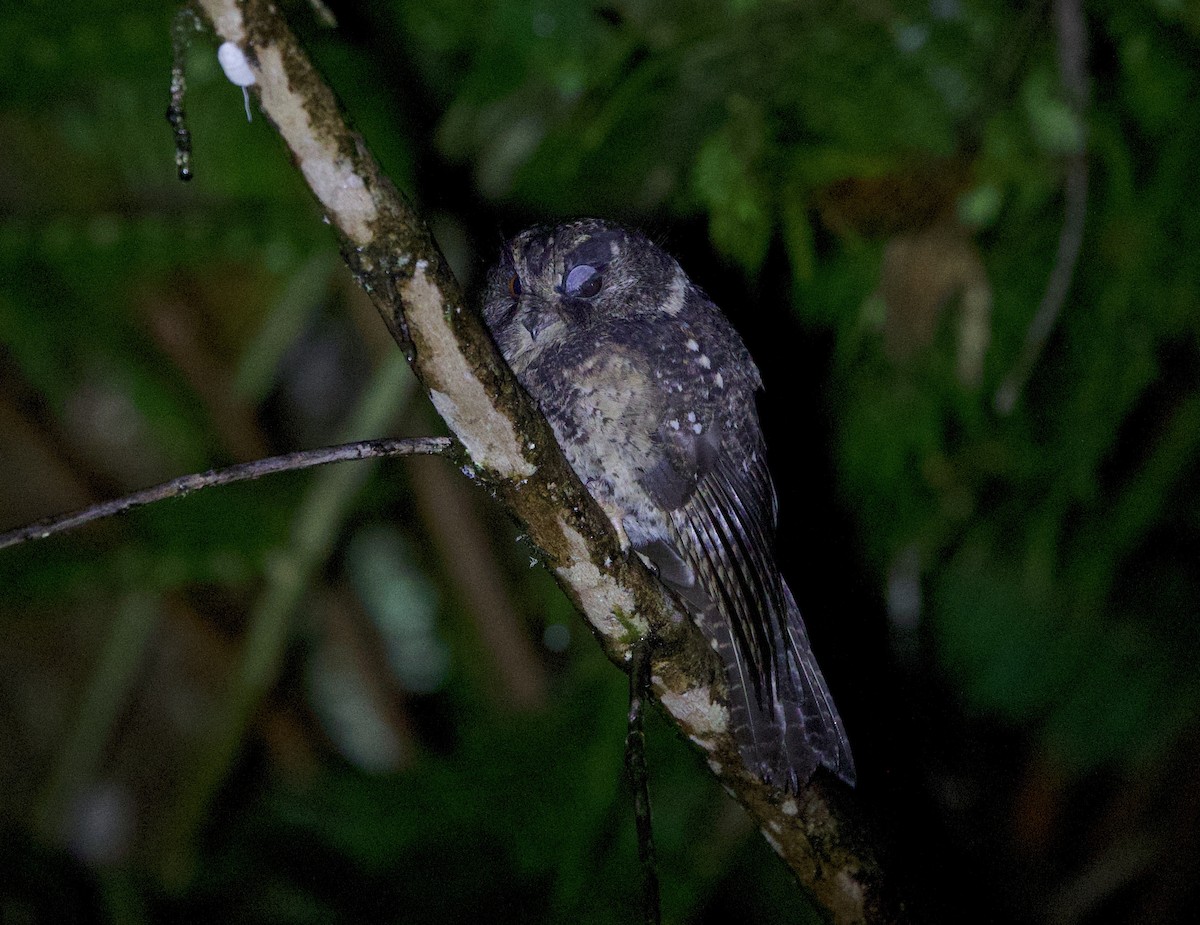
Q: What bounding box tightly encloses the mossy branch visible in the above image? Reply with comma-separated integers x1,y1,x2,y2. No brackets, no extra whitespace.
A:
186,1,902,920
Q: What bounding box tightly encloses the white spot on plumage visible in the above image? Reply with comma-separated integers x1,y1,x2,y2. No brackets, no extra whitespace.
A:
697,354,711,368
686,338,700,352
715,372,724,389
660,273,688,316
692,423,703,434
686,411,696,423
669,419,680,430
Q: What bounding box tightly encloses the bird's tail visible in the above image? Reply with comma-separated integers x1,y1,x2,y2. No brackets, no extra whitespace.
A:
641,530,855,791
719,583,856,791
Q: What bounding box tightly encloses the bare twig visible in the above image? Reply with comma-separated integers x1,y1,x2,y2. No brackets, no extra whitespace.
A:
995,0,1090,415
626,639,661,925
0,437,453,552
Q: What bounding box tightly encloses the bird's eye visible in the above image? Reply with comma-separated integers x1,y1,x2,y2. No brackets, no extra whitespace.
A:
564,264,603,298
507,274,522,298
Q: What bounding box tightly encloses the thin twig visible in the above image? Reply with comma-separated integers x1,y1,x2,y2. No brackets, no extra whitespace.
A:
626,639,661,925
0,436,453,552
995,0,1089,415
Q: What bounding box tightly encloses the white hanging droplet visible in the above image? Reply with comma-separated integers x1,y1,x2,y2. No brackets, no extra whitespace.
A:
217,41,255,122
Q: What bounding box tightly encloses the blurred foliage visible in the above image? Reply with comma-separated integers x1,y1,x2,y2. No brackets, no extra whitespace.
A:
2,0,1200,923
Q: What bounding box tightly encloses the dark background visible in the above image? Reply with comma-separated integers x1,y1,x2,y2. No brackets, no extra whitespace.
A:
2,1,1199,922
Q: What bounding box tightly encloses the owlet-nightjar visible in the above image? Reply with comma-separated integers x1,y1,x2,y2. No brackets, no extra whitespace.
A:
482,218,855,790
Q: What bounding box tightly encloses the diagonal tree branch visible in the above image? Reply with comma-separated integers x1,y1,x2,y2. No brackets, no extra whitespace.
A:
187,1,901,921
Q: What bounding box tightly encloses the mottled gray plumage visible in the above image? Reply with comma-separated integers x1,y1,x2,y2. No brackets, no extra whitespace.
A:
482,218,855,790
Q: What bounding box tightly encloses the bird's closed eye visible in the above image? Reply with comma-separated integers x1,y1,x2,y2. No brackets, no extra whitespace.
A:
564,264,603,299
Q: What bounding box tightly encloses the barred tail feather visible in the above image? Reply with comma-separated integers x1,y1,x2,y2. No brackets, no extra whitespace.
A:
694,586,854,792
778,583,855,787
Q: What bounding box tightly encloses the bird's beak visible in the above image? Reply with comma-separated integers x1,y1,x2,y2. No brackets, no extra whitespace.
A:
521,305,562,342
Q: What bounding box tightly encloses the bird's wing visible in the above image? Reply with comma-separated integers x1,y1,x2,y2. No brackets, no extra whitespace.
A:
639,428,855,789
